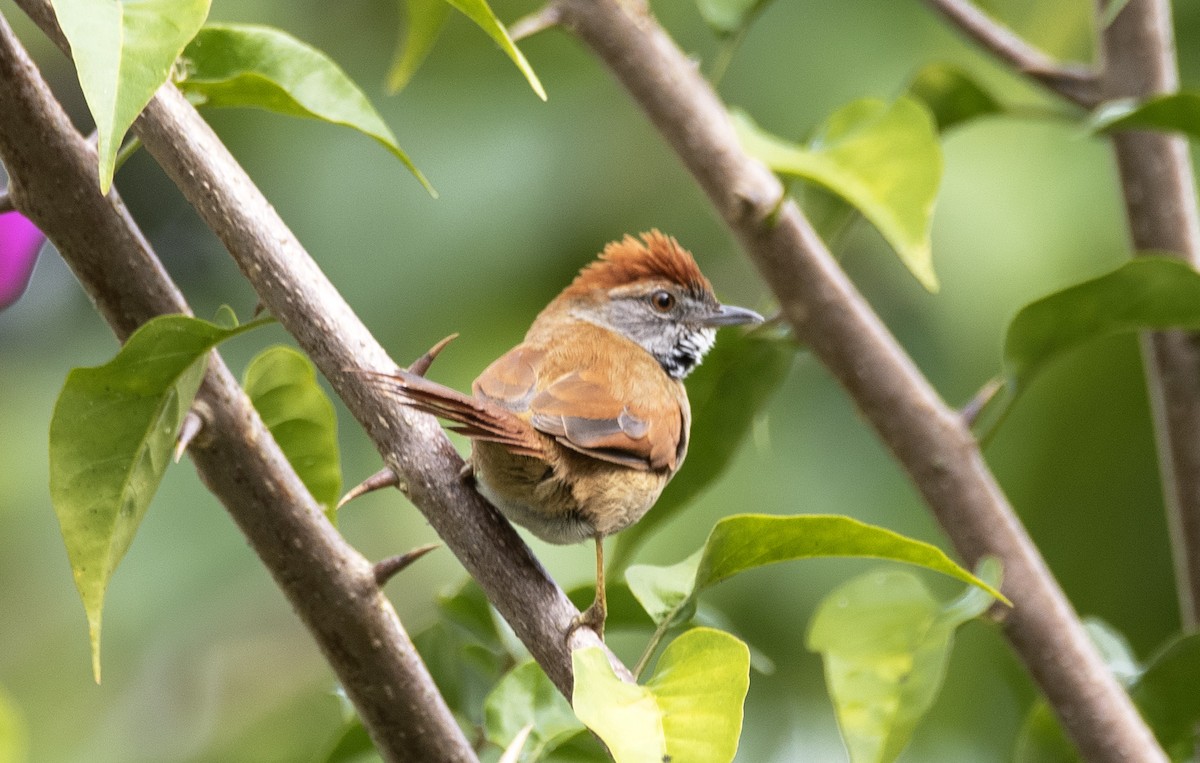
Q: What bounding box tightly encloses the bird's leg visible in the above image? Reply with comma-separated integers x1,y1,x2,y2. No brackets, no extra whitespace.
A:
572,536,607,639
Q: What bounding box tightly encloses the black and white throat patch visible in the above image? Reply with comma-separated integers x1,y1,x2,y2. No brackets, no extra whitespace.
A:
663,327,716,379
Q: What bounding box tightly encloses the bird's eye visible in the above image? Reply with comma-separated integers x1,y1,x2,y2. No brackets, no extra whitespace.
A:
650,290,675,312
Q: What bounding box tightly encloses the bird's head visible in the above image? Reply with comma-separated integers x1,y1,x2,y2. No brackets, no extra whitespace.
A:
550,231,763,378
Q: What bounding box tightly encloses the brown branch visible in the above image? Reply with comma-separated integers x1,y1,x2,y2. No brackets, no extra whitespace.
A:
1098,0,1200,628
920,0,1102,107
0,12,475,762
553,0,1165,760
12,0,625,700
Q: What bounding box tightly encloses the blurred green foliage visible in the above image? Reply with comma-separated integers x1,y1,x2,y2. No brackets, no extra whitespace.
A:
1,0,1194,759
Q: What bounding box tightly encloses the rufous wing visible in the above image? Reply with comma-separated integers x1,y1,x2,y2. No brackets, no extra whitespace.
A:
526,370,682,472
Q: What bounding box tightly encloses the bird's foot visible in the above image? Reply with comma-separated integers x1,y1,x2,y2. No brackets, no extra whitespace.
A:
569,599,606,641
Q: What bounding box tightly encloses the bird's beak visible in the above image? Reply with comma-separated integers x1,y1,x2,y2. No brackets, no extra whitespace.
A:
702,303,765,327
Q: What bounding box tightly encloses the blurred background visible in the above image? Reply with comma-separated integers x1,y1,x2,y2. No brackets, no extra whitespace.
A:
2,0,1197,759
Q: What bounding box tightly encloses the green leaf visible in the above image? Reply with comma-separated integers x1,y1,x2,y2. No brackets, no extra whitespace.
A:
485,661,585,761
387,0,451,93
49,314,263,682
807,566,996,763
1013,702,1077,763
733,98,942,291
444,0,546,101
612,330,795,570
1082,618,1141,687
0,684,27,763
1089,92,1200,140
626,514,1006,629
695,0,771,35
242,346,342,523
315,717,375,763
412,579,513,726
905,63,1003,133
178,24,434,196
52,0,211,193
1015,625,1200,762
572,627,750,763
1132,631,1200,758
1004,257,1200,393
566,580,654,632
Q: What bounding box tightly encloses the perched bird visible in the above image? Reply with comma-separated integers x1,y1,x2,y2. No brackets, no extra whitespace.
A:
370,231,762,635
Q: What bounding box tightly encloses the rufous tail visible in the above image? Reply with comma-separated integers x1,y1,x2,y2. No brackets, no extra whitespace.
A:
360,369,544,459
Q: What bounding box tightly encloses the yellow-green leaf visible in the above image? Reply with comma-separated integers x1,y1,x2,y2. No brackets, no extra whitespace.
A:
734,99,942,291
49,314,264,682
52,0,211,193
178,23,434,195
572,627,749,763
387,0,451,93
625,514,1006,628
243,346,342,523
807,562,999,763
445,0,546,101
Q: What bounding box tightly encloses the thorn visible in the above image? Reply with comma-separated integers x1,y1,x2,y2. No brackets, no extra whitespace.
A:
407,333,459,377
374,543,440,586
252,299,267,318
337,467,401,510
174,408,206,462
961,377,1004,427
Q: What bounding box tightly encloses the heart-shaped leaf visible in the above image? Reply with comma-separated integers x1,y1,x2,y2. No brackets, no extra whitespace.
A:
49,313,265,681
485,660,585,761
178,23,434,195
387,0,451,93
611,329,796,570
733,98,942,291
573,627,750,763
52,0,211,193
807,561,1000,763
625,514,1007,629
1089,92,1200,140
243,346,342,523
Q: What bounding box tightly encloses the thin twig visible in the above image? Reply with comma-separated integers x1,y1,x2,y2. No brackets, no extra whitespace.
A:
919,0,1102,108
0,10,476,761
1098,0,1200,629
509,4,561,42
553,0,1165,760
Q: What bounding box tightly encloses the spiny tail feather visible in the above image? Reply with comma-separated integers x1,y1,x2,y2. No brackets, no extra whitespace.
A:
360,369,544,459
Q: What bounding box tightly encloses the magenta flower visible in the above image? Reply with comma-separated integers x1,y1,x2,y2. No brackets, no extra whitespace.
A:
0,210,45,310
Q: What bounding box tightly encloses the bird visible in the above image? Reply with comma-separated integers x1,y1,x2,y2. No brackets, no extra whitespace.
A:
367,231,763,636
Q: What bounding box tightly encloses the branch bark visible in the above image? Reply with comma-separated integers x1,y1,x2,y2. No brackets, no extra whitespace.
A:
0,12,474,762
920,0,1102,107
553,0,1166,760
13,0,624,702
1098,0,1200,629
